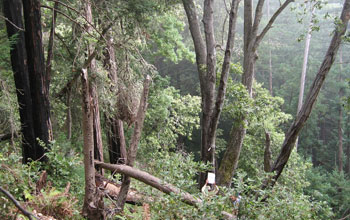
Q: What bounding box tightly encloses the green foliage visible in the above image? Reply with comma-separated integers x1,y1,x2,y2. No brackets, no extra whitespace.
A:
0,142,83,219
305,168,350,219
236,153,333,220
148,9,195,63
140,75,200,154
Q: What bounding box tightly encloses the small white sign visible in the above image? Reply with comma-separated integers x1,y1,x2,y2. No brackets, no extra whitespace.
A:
207,172,215,184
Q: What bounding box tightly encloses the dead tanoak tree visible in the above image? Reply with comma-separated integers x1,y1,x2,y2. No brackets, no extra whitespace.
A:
115,76,151,211
182,0,240,188
218,0,294,187
269,0,350,186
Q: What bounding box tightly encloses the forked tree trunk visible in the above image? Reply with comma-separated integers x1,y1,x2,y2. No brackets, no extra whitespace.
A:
3,0,38,163
22,0,52,147
182,0,240,188
116,76,151,211
218,0,294,187
269,0,350,186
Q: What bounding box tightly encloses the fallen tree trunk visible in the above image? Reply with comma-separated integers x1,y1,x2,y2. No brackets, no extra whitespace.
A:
95,174,153,204
95,161,235,219
95,161,201,207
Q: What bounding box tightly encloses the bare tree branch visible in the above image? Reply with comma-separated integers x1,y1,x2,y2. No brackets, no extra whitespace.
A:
0,14,25,31
0,186,38,220
255,0,294,49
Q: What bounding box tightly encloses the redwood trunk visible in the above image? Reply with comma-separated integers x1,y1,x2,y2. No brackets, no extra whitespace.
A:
3,0,39,163
22,0,52,147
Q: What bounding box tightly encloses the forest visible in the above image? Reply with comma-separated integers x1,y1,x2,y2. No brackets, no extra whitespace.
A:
0,0,350,219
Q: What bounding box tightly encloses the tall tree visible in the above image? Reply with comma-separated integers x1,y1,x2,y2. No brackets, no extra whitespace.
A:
296,4,315,150
83,0,104,171
22,0,52,145
182,0,240,188
338,47,344,172
3,0,52,163
81,68,104,219
267,0,273,95
217,0,294,187
3,0,38,163
270,0,350,185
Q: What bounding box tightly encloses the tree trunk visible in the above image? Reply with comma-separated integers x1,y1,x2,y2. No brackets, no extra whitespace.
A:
269,0,350,186
84,0,104,174
183,0,240,188
338,47,344,172
338,106,343,172
346,115,350,174
264,132,272,172
81,69,104,219
22,0,52,146
296,5,315,150
3,0,43,163
107,118,127,164
104,35,127,165
267,0,273,95
81,1,104,218
217,0,295,187
116,76,151,211
66,86,72,140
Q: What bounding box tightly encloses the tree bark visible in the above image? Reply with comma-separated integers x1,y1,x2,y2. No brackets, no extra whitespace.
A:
66,86,72,140
269,0,350,186
267,0,273,95
83,0,104,173
338,48,344,172
81,69,104,219
116,76,151,211
3,0,43,163
264,132,272,172
346,114,350,174
183,0,240,188
218,0,294,187
22,0,52,147
81,1,104,218
104,35,127,165
95,161,201,206
296,5,315,150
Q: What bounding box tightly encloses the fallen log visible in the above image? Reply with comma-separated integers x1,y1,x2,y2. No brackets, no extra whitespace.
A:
95,174,153,204
94,161,235,219
94,161,201,207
